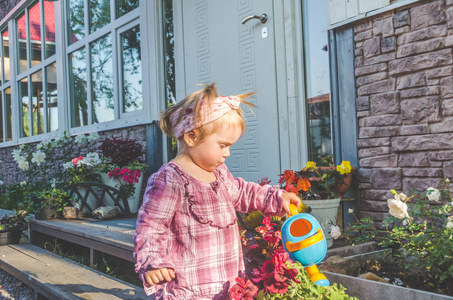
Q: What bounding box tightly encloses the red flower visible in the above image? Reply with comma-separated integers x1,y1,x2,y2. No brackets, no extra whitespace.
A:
72,156,84,165
229,277,258,300
279,170,295,185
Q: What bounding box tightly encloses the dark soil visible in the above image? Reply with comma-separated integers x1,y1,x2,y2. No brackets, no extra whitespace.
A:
357,257,453,296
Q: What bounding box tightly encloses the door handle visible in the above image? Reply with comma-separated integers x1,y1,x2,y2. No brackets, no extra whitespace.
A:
241,13,268,25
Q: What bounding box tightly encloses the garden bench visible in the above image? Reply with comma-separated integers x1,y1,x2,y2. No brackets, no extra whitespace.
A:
65,181,132,217
0,243,147,299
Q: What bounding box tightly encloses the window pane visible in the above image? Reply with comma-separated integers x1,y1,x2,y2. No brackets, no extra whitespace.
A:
0,36,2,86
91,34,113,123
3,31,10,82
69,48,87,127
29,2,42,67
116,0,139,18
68,0,85,45
32,70,44,135
44,1,56,58
46,63,58,132
121,25,142,113
0,91,3,142
17,13,28,74
19,77,29,137
5,88,11,141
90,0,111,33
303,0,332,164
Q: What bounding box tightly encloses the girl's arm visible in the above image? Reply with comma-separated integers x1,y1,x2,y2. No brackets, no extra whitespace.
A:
221,165,299,216
133,169,181,293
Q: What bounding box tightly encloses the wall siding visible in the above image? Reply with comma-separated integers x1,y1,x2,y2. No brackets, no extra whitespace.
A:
353,0,453,222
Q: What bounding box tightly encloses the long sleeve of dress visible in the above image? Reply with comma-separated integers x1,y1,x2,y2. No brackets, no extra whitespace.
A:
133,168,182,295
220,164,285,217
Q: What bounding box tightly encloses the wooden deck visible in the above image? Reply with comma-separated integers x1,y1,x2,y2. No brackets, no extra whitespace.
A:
29,217,136,266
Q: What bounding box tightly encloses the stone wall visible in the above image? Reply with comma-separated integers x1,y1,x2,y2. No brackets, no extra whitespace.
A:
0,0,21,22
0,126,147,186
354,0,453,221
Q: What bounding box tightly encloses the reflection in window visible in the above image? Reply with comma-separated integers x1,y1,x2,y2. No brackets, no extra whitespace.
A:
69,48,87,127
5,88,11,141
17,13,27,74
68,0,84,45
90,0,110,33
44,1,56,58
46,63,58,132
19,78,29,137
116,0,139,18
2,31,9,82
121,25,142,113
32,71,44,135
0,91,3,142
91,34,113,123
29,2,42,67
303,0,332,164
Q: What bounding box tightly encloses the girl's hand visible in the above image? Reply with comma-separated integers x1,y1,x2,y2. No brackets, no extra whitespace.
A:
281,192,301,215
144,268,175,286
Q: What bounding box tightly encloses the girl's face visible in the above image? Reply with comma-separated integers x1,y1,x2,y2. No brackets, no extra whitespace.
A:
188,124,242,172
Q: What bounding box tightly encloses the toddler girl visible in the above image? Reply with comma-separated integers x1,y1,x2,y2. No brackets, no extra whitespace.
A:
134,83,300,299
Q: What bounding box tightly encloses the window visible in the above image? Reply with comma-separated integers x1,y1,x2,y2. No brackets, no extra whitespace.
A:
0,29,12,143
303,0,332,164
67,0,142,129
15,0,58,138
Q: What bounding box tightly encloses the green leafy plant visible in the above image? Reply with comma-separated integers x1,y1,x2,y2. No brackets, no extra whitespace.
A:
279,156,354,200
0,211,29,232
340,180,453,295
230,217,357,299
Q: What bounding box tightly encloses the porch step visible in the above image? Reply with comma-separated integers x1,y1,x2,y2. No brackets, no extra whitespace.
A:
0,243,147,299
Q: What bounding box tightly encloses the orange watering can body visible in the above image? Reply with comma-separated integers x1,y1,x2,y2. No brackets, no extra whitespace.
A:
281,204,330,286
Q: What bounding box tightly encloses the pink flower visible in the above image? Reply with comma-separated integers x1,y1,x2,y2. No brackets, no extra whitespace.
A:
229,277,258,300
72,156,84,165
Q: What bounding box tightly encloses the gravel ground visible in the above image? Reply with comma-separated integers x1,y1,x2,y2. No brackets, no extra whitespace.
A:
0,268,34,299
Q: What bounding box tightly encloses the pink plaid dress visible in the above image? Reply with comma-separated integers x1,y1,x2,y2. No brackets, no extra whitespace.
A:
134,161,284,299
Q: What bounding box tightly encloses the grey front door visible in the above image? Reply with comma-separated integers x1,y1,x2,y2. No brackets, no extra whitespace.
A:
176,0,281,183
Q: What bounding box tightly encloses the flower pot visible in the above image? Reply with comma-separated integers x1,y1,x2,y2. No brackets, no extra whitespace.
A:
99,172,144,214
336,171,353,198
304,198,341,249
70,187,98,214
0,230,22,245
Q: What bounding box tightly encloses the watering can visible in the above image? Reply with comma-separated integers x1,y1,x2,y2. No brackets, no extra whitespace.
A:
281,204,330,286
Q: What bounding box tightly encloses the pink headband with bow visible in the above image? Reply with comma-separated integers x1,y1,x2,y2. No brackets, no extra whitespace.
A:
170,96,241,138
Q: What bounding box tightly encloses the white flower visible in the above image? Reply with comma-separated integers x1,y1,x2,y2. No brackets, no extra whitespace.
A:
50,178,56,189
18,160,29,171
0,180,3,185
85,152,101,166
87,132,100,142
330,225,341,240
63,161,73,170
12,149,22,161
20,181,27,186
36,143,43,150
387,198,411,220
402,220,408,226
348,208,354,214
75,134,87,145
447,221,453,229
31,151,46,166
394,192,408,202
448,215,453,221
426,187,440,202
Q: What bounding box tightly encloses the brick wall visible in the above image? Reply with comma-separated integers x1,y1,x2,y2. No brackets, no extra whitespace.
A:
354,0,453,221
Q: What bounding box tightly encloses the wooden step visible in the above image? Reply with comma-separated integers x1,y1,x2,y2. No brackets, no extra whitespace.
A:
0,243,148,300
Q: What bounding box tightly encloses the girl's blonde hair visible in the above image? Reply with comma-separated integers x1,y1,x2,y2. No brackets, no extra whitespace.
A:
160,83,255,144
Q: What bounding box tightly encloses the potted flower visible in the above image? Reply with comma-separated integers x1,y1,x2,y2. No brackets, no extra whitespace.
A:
230,217,358,299
63,153,103,212
97,138,147,213
279,158,355,248
0,211,29,245
327,179,453,297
